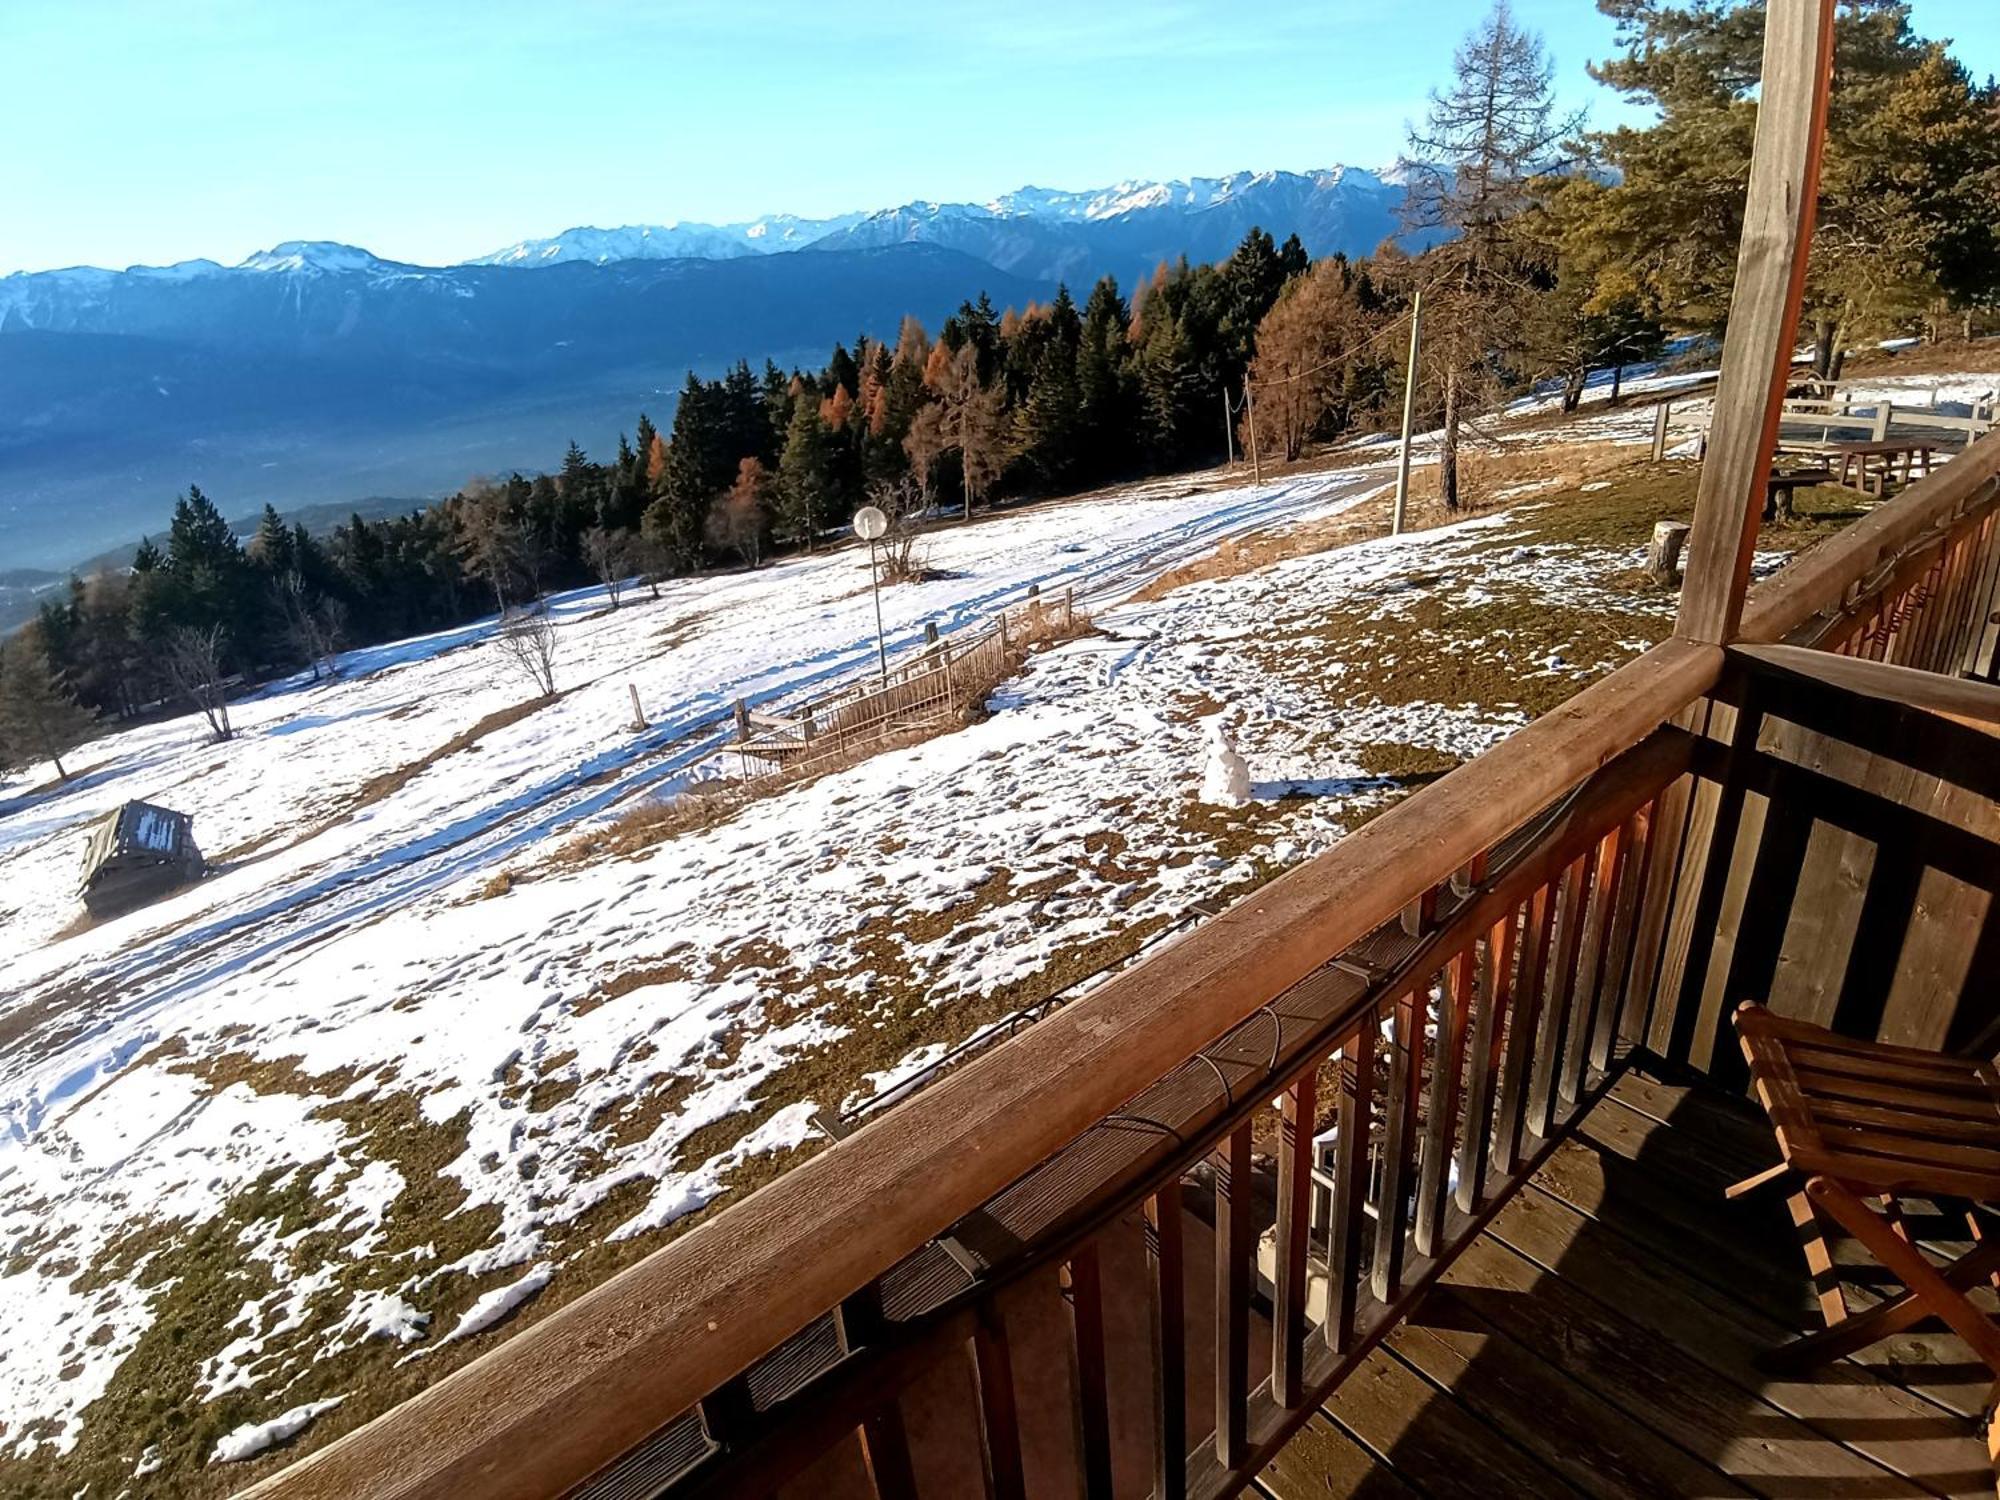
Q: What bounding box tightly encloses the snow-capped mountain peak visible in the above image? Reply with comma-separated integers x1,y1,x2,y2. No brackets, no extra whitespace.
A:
470,165,1410,271
237,241,388,275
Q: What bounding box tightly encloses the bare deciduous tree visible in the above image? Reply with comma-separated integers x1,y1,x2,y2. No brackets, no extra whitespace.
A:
274,571,346,681
497,610,559,700
1402,1,1581,509
868,473,930,583
581,526,633,608
163,624,235,742
451,480,522,614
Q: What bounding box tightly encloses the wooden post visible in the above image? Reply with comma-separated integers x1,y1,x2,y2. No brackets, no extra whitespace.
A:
1674,0,1836,646
923,621,939,646
1223,388,1236,468
1244,378,1263,486
1871,401,1894,442
1651,401,1672,462
733,698,749,743
1392,287,1424,535
627,683,646,732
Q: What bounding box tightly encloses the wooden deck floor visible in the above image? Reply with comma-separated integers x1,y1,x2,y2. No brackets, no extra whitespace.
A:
1254,1067,1999,1500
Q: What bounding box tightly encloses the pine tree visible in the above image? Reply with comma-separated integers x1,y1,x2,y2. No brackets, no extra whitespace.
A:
1077,277,1136,481
0,633,96,780
776,399,833,549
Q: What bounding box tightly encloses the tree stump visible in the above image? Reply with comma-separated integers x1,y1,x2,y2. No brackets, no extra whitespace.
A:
1648,520,1692,588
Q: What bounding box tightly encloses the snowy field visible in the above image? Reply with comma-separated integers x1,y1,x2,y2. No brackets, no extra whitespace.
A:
2,465,1416,1487
0,372,1971,1491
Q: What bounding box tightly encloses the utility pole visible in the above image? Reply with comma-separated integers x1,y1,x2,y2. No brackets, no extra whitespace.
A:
1392,287,1425,536
1223,388,1236,468
1244,378,1263,485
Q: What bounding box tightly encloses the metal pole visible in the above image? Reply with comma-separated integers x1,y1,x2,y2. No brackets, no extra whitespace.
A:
1245,378,1263,485
868,538,888,685
1392,287,1424,536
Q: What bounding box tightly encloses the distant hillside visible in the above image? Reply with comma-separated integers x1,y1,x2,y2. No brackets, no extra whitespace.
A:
0,244,1051,570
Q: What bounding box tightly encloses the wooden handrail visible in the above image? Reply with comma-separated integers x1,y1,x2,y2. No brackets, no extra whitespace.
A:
1741,426,2000,643
1734,642,2000,731
246,634,1724,1500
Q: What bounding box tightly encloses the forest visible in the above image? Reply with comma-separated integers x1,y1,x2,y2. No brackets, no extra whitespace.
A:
3,0,1995,774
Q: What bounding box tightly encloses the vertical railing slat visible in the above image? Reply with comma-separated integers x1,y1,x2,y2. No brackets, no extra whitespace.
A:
1272,1070,1318,1410
1593,804,1655,1071
1213,1123,1253,1470
1456,907,1516,1213
1068,1243,1115,1500
1493,886,1554,1175
972,1297,1027,1500
859,1401,920,1500
1414,950,1474,1256
1561,826,1625,1103
1370,986,1424,1301
1147,1181,1187,1500
1327,1018,1377,1354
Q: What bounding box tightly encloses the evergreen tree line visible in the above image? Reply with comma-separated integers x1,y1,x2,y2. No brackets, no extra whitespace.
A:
5,228,1321,766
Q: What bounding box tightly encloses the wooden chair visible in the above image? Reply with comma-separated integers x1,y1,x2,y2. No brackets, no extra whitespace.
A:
1730,1002,2000,1433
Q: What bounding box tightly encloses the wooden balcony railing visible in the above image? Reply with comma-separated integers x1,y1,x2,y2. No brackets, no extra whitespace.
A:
240,428,2000,1500
243,2,2000,1493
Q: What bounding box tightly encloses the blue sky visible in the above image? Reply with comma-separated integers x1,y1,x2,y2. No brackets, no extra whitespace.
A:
1,0,1993,275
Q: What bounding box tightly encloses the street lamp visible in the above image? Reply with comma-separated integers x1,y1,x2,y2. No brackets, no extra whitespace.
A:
852,503,890,686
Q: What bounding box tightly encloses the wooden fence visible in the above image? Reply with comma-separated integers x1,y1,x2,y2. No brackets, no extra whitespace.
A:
731,588,1078,778
1780,394,1997,443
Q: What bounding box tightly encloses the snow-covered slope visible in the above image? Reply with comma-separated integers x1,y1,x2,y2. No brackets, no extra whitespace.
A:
1,466,1402,1483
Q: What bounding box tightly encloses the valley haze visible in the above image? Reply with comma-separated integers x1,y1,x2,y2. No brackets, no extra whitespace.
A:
0,166,1415,573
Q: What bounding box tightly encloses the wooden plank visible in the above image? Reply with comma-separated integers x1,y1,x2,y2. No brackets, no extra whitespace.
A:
1319,1347,1583,1500
1492,887,1554,1175
1488,1186,1990,1497
1253,1411,1420,1500
1388,1288,1757,1500
1414,951,1474,1256
1067,1245,1114,1500
1326,1023,1376,1355
1527,854,1594,1135
1560,827,1624,1101
1453,911,1513,1213
858,1403,918,1500
971,1298,1027,1500
1370,990,1424,1301
1674,0,1836,644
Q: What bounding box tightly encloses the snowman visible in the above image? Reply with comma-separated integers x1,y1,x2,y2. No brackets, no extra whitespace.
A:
1200,711,1252,808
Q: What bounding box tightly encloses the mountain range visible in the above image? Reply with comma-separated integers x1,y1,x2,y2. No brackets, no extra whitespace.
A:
0,167,1416,572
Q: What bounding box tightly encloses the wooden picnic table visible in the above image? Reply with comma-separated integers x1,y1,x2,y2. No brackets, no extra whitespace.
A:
1776,436,1936,497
